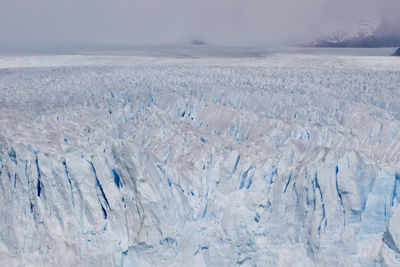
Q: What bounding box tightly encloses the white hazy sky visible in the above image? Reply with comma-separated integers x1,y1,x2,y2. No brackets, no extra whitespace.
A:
0,0,398,47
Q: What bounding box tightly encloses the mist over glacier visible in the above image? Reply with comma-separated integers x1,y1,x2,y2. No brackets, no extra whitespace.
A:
1,0,400,48
1,48,400,266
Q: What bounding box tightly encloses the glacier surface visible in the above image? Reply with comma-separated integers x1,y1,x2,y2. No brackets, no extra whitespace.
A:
1,49,400,266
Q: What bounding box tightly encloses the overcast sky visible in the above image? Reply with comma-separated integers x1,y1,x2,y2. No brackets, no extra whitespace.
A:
0,0,399,48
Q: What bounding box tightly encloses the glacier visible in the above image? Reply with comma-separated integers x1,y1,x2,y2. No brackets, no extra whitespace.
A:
1,48,400,266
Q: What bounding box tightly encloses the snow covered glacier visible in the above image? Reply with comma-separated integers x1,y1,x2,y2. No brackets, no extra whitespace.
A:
1,49,400,266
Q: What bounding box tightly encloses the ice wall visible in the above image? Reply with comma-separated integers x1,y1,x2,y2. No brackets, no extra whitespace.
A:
1,53,400,266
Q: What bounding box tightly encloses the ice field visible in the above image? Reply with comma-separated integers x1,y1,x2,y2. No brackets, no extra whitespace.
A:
1,47,400,266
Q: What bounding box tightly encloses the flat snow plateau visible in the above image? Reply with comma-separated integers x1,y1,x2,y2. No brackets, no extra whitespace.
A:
1,47,400,266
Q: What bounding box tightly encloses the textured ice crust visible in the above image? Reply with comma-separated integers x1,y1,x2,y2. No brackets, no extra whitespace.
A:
1,51,400,266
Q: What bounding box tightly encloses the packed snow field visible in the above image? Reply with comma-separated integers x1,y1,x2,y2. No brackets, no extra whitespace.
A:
1,48,400,266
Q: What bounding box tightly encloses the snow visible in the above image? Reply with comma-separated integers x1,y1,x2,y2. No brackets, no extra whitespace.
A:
1,48,400,266
316,17,380,44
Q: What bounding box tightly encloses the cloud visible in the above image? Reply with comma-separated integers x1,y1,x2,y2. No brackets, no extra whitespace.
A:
0,0,399,48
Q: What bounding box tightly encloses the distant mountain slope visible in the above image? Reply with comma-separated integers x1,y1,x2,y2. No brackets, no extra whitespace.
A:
312,18,400,47
393,47,400,56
